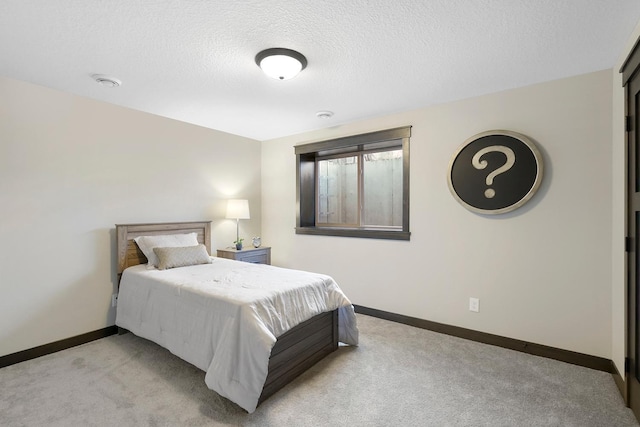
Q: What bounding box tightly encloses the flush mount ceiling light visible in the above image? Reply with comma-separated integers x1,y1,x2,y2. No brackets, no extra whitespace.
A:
255,48,307,80
91,74,121,87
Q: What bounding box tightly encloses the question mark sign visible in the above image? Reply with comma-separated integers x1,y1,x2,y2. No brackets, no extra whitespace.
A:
471,145,516,198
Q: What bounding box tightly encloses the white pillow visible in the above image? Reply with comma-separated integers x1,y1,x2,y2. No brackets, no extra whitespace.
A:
134,233,199,269
153,244,211,270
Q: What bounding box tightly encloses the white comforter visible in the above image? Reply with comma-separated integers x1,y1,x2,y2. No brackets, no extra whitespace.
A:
115,257,359,413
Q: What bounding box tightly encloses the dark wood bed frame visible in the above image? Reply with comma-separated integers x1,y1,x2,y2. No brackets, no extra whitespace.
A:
115,221,339,406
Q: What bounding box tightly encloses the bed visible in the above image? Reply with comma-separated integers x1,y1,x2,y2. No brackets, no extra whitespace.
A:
115,221,358,413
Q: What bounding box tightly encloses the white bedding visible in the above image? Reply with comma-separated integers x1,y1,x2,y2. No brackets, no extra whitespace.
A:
115,257,359,413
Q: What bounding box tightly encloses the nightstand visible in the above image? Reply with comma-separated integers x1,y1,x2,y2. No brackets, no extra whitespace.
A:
216,246,271,265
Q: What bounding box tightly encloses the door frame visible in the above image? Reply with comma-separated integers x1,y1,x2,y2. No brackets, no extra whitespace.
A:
622,35,640,421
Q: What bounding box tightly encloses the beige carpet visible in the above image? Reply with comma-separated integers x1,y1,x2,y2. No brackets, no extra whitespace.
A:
1,314,637,426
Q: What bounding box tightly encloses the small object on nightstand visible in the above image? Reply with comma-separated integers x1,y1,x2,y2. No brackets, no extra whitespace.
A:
217,246,271,265
252,236,261,248
234,238,244,250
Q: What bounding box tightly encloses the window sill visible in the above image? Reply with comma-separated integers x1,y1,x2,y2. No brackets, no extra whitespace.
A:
295,227,410,241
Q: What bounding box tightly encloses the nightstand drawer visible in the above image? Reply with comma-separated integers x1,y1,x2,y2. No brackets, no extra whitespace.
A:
241,253,268,264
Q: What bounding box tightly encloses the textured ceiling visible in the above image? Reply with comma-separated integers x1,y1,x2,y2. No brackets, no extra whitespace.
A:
1,0,640,141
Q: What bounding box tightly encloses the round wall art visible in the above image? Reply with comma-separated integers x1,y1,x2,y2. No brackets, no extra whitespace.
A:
447,130,543,215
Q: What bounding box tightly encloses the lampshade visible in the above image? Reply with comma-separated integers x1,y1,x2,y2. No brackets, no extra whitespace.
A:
255,48,307,80
226,199,250,219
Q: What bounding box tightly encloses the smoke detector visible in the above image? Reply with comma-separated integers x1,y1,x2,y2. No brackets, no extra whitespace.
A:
316,111,334,119
92,74,122,87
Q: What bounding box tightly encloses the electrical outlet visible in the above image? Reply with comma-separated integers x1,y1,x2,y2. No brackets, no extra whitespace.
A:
112,294,118,308
469,297,480,313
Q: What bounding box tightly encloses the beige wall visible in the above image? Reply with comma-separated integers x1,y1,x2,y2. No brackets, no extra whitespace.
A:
0,76,262,357
262,70,613,358
0,50,626,365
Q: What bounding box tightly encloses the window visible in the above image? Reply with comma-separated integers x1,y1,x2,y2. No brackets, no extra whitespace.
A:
295,126,411,240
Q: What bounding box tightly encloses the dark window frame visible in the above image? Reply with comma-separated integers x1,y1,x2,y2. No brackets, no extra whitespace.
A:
295,126,411,240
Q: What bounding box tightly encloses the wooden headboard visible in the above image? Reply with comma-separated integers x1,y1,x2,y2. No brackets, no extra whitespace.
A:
116,221,212,275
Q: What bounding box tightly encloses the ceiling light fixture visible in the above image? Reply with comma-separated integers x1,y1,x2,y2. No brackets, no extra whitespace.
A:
255,48,307,80
91,74,122,87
